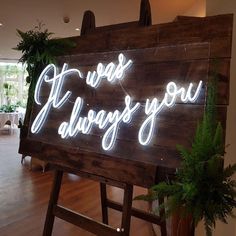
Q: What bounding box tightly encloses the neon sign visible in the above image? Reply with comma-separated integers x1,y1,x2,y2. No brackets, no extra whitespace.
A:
31,53,203,151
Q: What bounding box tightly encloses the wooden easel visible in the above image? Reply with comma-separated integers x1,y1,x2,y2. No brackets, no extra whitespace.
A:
42,2,161,234
18,0,232,235
43,168,167,236
43,3,165,233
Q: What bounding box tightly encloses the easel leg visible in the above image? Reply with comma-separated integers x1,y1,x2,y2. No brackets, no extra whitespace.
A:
100,183,133,236
159,197,167,236
43,170,63,236
121,184,133,236
100,183,109,224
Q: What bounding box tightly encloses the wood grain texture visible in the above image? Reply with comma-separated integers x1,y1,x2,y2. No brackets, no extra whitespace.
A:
1,135,154,236
66,14,233,57
19,14,232,188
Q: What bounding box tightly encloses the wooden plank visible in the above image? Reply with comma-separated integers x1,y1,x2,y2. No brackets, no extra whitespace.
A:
20,107,227,189
159,197,167,236
26,43,229,173
43,170,63,236
18,11,233,236
59,43,211,64
53,164,127,188
107,199,163,225
100,183,109,224
121,184,133,236
66,14,233,58
56,49,230,106
174,16,204,22
19,14,232,189
28,105,227,158
53,205,121,236
19,138,158,188
40,61,211,105
90,22,140,33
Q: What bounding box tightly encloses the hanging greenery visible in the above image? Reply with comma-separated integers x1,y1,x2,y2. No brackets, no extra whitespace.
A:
135,75,236,236
14,23,76,126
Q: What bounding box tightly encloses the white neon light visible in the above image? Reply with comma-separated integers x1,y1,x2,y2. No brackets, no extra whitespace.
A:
138,80,203,145
32,54,132,135
31,63,83,134
58,95,140,151
86,53,132,88
31,53,203,151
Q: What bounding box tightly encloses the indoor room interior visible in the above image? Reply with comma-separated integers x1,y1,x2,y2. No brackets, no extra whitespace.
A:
0,0,235,235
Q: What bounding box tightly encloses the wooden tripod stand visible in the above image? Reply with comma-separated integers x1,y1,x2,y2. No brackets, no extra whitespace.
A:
43,169,167,236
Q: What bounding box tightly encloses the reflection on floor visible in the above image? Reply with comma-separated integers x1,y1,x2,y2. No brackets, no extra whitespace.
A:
0,132,156,236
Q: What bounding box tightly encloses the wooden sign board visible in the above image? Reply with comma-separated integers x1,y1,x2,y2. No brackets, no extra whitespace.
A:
19,14,233,188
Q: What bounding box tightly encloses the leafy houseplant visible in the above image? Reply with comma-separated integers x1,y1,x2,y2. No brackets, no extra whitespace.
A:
135,76,236,236
14,23,75,126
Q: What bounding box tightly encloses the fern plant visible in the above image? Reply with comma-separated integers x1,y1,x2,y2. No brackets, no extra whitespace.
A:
135,76,236,236
14,23,75,126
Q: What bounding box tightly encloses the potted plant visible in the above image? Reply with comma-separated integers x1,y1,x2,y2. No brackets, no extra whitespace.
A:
135,76,236,236
14,23,75,128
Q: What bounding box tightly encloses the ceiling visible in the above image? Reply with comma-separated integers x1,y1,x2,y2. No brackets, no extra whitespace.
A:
0,0,205,61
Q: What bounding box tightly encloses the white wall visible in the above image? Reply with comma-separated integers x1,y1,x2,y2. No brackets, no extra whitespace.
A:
1,0,206,60
204,1,236,236
184,0,206,17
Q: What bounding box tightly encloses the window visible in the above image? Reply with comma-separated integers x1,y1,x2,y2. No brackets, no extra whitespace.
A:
0,62,28,107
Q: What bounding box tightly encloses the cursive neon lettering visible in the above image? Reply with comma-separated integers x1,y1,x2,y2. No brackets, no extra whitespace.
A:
86,53,132,88
31,63,83,134
31,54,203,151
138,80,203,145
58,95,140,151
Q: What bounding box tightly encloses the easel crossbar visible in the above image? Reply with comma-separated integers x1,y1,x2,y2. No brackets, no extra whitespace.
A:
53,205,122,236
106,199,163,225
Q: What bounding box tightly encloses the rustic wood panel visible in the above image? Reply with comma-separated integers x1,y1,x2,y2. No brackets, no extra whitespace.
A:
66,14,233,58
28,105,227,155
46,45,230,107
60,43,211,64
27,44,229,162
19,137,158,187
19,14,232,188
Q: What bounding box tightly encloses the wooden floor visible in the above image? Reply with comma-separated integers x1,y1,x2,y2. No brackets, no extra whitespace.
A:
0,132,158,236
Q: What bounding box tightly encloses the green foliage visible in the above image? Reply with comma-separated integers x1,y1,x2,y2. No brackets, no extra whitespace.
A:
0,104,17,113
14,23,75,84
135,77,236,236
0,64,20,78
14,23,76,125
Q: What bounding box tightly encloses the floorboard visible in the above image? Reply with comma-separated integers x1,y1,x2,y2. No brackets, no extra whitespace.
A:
0,132,158,236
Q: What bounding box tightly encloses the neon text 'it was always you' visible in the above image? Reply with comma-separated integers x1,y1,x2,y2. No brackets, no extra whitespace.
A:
31,53,203,151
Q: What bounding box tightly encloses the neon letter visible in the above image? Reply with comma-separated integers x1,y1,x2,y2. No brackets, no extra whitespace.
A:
138,80,203,145
31,64,83,134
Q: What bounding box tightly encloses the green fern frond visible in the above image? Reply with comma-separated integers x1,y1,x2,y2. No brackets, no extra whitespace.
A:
14,23,76,126
135,73,236,236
